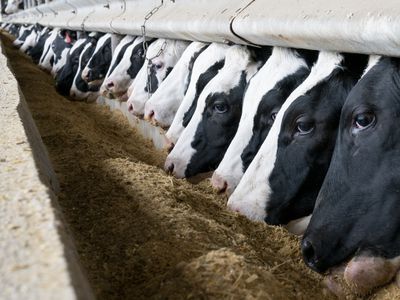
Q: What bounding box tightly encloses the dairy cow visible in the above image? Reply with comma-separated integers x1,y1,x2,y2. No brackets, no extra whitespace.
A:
81,33,122,88
164,43,230,147
51,30,77,76
302,56,400,295
212,47,316,195
143,41,209,128
127,38,190,116
55,33,95,96
70,33,104,101
164,45,268,178
27,26,51,64
228,52,368,235
100,36,154,100
39,28,60,71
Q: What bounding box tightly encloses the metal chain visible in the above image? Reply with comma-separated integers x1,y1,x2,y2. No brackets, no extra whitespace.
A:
141,0,166,98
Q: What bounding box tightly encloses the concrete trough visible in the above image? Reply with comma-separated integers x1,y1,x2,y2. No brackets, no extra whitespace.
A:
0,39,93,300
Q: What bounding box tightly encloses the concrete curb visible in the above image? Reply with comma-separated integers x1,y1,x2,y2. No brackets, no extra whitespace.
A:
0,39,94,300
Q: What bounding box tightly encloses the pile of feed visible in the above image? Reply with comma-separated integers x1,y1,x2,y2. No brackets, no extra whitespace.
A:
1,33,398,299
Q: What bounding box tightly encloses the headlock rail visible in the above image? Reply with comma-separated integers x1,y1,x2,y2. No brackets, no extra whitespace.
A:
2,0,400,57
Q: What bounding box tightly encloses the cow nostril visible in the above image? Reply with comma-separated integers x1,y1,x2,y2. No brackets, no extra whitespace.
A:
128,103,134,113
167,163,174,174
301,239,320,272
107,81,114,89
87,70,92,80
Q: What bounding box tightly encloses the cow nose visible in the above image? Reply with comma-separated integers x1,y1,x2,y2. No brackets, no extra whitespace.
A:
301,239,322,273
211,173,228,193
144,110,155,121
165,162,174,174
106,81,114,89
164,140,175,153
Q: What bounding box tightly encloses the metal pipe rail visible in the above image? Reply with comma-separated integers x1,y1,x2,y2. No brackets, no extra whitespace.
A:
2,0,400,57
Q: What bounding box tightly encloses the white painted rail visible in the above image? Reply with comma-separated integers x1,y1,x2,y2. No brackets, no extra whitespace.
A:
2,0,400,57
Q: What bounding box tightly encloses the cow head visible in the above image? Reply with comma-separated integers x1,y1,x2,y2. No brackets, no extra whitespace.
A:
144,41,208,128
51,30,76,76
13,24,33,48
164,42,230,146
81,33,115,87
27,27,50,64
127,39,190,117
164,45,264,178
302,56,400,295
5,0,23,14
227,52,368,235
212,47,313,195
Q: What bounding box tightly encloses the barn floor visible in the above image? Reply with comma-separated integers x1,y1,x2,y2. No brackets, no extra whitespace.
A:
1,33,399,300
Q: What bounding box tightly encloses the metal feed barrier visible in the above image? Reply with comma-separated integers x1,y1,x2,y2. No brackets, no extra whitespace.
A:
2,0,400,57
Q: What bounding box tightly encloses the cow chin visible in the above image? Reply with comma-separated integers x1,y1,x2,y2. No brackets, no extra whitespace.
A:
323,253,400,297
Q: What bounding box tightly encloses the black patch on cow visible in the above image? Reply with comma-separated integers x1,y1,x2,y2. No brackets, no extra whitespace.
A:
56,39,88,96
182,59,225,127
183,45,208,95
126,39,154,79
302,57,400,274
107,39,135,76
241,66,311,172
264,54,369,228
184,72,248,177
295,48,319,68
145,65,173,94
248,46,273,67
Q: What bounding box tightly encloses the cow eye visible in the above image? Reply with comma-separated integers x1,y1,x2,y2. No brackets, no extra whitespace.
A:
353,112,375,131
295,118,314,136
155,63,163,70
213,101,228,114
271,112,277,121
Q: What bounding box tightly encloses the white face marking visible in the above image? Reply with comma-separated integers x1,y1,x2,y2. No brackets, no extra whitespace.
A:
81,33,112,81
143,41,208,127
165,45,260,178
5,0,22,14
39,28,59,71
212,47,309,195
13,25,32,47
52,47,70,76
127,39,190,116
165,42,231,144
227,51,344,223
363,55,381,76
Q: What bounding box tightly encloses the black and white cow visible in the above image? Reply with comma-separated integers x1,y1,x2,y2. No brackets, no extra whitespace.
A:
164,45,267,178
99,35,136,98
27,26,51,64
100,36,154,101
70,33,104,101
302,56,400,295
51,30,77,76
13,24,34,48
8,24,21,37
143,41,209,128
164,42,230,147
127,38,190,116
81,33,122,88
227,51,368,235
39,28,60,71
211,47,316,195
55,33,94,96
20,24,42,53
